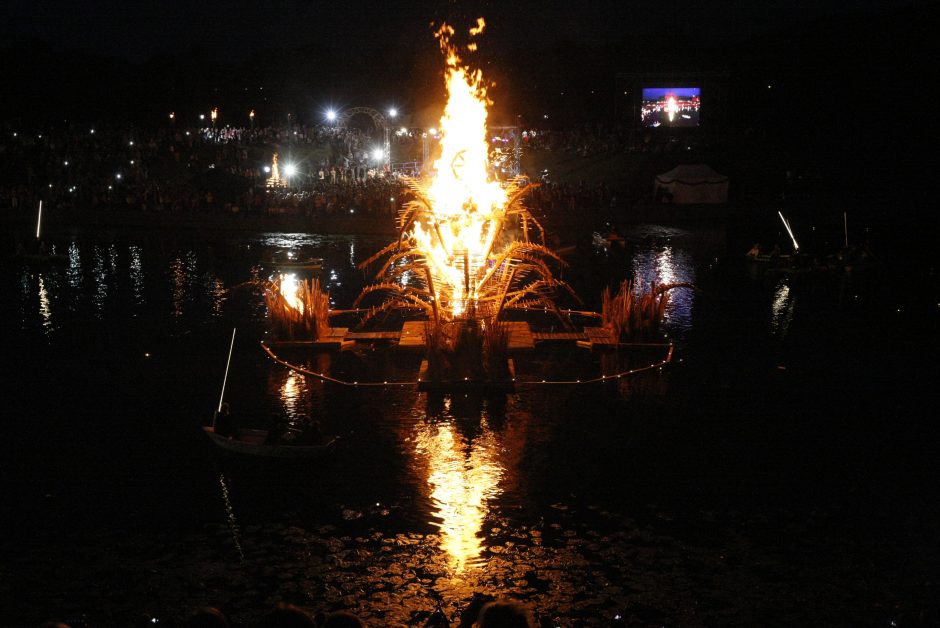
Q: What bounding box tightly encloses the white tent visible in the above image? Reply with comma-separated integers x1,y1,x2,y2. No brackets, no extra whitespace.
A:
654,164,729,204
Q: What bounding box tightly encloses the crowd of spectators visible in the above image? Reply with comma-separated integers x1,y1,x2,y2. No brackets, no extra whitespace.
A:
0,120,628,231
0,121,414,220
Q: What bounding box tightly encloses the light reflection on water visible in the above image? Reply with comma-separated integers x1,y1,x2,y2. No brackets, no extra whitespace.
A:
129,245,145,307
38,275,53,334
91,245,119,317
413,415,504,571
630,245,696,334
67,241,82,304
771,280,796,338
279,369,310,428
170,256,187,318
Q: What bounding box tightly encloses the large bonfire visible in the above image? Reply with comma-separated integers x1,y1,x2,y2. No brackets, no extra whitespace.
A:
357,19,575,334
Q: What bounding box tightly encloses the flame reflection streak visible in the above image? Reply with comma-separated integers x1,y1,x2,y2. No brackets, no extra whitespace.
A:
170,257,186,318
129,245,145,307
218,473,245,561
279,369,309,425
92,245,108,318
38,275,53,334
770,280,795,338
67,242,82,301
211,277,226,317
631,245,696,333
413,419,503,571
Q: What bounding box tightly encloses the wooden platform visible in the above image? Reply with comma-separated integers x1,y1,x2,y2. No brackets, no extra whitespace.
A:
398,321,428,348
345,330,401,341
265,327,354,350
583,326,617,347
531,331,589,342
416,359,515,393
505,321,535,351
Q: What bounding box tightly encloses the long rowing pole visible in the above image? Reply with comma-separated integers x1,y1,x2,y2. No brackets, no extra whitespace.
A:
214,328,237,427
844,212,848,249
35,200,43,239
778,210,799,252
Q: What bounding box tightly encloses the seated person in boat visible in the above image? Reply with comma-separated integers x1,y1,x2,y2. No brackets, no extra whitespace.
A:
747,243,761,257
214,402,237,437
297,419,323,445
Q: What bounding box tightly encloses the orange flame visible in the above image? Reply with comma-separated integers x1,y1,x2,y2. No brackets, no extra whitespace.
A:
411,19,507,318
279,273,303,314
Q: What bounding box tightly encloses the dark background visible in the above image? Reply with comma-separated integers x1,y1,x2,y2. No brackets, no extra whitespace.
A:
2,0,931,129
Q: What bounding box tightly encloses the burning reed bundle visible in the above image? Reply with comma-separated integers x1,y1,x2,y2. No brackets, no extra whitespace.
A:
264,275,331,341
602,280,695,341
424,319,510,383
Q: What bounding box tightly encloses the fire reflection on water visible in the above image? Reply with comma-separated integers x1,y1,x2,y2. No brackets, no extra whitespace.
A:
631,245,696,334
771,280,795,338
129,245,145,307
279,368,310,426
413,411,504,572
38,275,53,334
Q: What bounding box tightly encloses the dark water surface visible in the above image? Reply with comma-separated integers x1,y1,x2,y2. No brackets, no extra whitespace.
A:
2,227,937,627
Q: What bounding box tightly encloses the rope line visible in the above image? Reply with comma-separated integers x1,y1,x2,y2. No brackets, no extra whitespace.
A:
261,341,673,388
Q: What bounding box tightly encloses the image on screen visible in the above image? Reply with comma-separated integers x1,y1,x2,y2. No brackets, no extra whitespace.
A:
641,87,701,127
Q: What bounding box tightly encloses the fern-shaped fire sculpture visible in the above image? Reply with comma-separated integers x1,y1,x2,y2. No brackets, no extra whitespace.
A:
355,20,576,334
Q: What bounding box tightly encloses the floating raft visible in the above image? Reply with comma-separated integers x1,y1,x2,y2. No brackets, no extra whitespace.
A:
417,359,516,393
265,322,638,352
264,327,354,350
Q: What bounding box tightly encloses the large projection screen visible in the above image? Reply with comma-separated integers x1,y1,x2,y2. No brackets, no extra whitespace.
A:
641,87,701,127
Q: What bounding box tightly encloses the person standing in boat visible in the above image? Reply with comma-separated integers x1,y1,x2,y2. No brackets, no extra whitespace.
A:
214,402,236,437
299,419,323,445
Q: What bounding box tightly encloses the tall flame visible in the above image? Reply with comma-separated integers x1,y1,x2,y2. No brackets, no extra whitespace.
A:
279,273,303,314
412,19,507,318
355,19,570,328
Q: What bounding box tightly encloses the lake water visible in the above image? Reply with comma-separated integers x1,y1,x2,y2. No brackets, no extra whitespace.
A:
2,226,936,627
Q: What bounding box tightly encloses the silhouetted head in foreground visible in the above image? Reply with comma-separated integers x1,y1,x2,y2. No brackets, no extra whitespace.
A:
474,599,536,628
259,603,317,627
320,610,365,627
184,607,230,628
37,622,70,628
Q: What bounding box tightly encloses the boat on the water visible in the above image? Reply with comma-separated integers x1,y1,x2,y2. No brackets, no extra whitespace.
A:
262,251,323,271
202,425,337,458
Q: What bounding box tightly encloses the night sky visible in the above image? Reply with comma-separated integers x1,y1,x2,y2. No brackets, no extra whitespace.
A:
5,0,920,62
1,0,931,132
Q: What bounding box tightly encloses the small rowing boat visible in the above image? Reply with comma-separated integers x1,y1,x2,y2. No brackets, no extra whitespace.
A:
203,426,337,458
262,251,323,271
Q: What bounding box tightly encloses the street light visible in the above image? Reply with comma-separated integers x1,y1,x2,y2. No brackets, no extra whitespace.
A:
326,109,337,122
388,108,398,118
372,148,384,161
283,163,297,177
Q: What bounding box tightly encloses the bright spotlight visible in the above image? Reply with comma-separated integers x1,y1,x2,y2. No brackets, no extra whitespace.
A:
388,108,398,118
428,128,437,136
284,163,297,177
326,110,337,122
263,166,271,174
372,148,384,161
